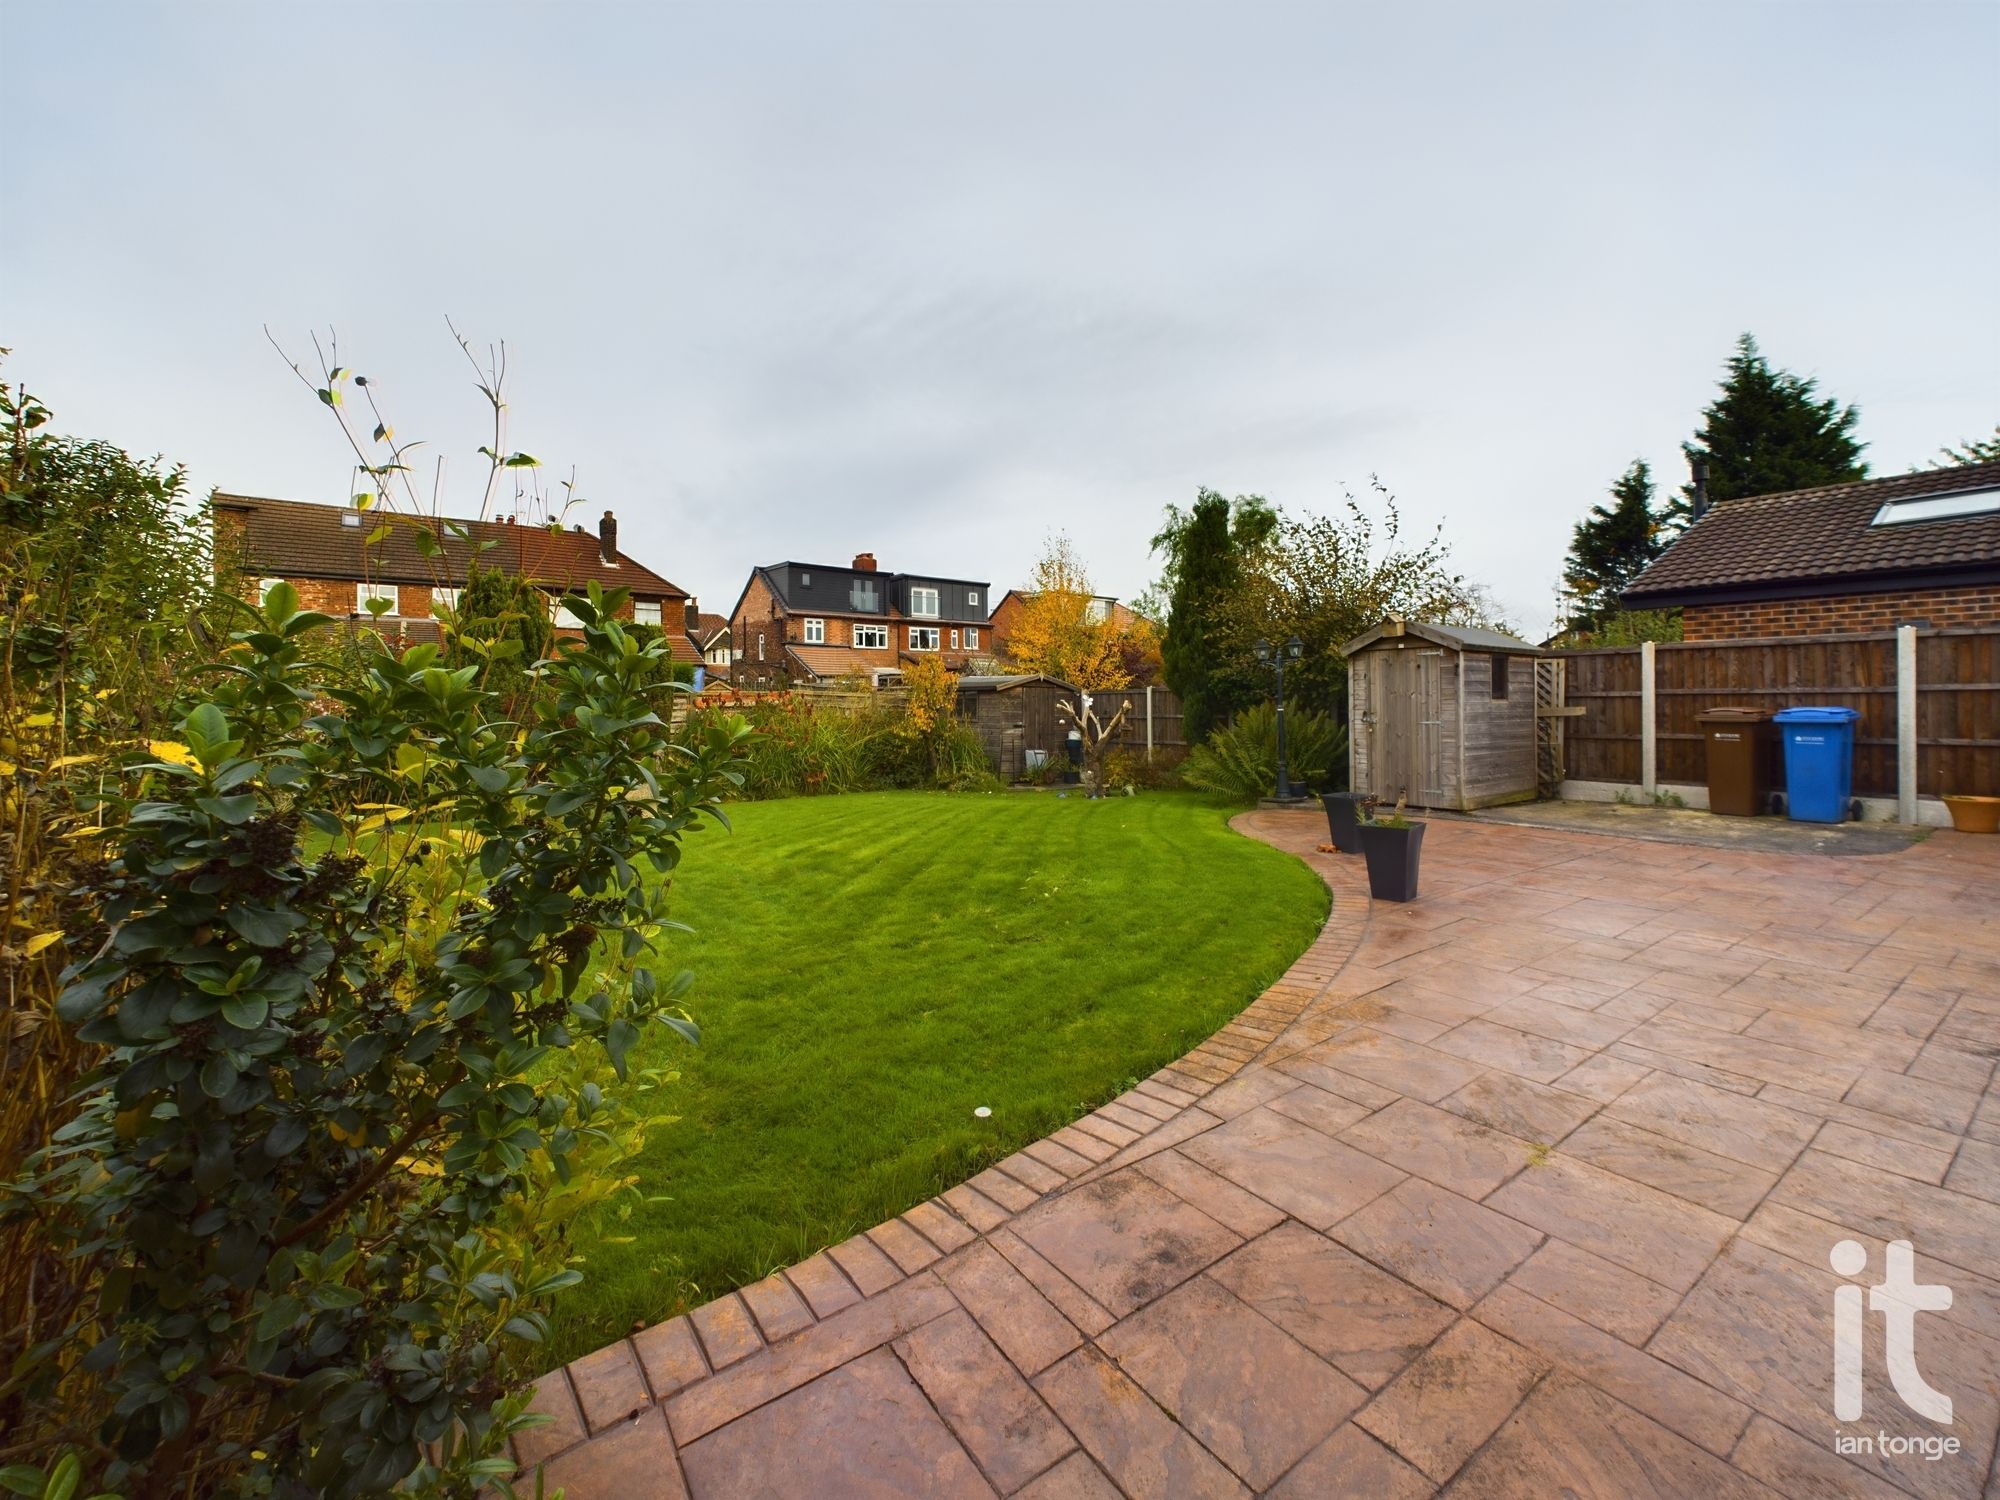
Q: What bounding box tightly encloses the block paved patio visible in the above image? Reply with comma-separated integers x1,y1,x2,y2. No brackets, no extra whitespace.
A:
520,808,2000,1498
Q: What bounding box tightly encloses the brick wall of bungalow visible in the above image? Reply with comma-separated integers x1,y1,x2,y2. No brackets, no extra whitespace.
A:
729,573,986,684
1681,584,2000,640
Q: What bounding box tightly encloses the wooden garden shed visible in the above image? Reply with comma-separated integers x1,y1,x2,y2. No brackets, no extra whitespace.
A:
1341,619,1543,810
955,674,1077,779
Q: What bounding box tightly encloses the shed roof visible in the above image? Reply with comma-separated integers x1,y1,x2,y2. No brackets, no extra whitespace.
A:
954,673,1077,691
1340,620,1541,657
1622,460,2000,606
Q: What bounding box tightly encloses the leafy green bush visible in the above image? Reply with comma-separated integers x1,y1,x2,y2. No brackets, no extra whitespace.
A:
683,690,992,800
1,362,227,1495
8,583,746,1499
442,566,556,714
1178,701,1346,802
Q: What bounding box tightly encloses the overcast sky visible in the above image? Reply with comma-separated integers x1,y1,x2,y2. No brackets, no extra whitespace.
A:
9,3,1997,635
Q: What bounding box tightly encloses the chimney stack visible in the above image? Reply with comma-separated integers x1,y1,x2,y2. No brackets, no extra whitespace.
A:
852,551,877,573
599,510,619,564
1689,455,1710,521
685,598,700,632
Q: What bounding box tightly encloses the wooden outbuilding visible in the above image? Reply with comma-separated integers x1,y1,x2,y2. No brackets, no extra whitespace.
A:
955,674,1077,779
1341,619,1543,810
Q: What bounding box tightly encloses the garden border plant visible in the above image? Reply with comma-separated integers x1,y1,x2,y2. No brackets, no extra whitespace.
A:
10,582,745,1499
4,327,755,1498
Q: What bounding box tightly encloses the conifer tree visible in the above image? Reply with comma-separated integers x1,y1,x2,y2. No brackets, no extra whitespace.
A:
1675,333,1866,521
1935,425,2000,467
1562,459,1664,631
1161,490,1240,743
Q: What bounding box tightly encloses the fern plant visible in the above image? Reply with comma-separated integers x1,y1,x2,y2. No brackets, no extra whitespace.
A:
1180,700,1346,802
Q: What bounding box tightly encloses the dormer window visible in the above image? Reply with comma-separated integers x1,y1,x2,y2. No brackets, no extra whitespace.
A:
967,590,980,609
800,572,812,587
850,579,880,612
910,586,940,618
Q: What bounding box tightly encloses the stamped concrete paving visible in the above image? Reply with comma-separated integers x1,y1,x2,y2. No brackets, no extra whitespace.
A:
524,810,2000,1498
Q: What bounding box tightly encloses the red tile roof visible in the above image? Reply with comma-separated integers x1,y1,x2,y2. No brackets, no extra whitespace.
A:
214,494,688,598
1623,462,2000,605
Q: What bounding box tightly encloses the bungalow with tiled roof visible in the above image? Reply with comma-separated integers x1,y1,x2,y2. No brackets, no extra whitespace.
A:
1622,461,2000,639
211,494,698,660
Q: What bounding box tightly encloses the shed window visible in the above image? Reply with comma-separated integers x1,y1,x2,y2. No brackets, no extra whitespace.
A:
1490,653,1510,700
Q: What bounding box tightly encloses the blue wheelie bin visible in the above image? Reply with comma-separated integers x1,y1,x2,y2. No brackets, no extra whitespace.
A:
1772,707,1861,823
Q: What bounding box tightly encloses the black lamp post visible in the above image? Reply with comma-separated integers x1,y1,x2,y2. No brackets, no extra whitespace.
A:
1255,634,1307,801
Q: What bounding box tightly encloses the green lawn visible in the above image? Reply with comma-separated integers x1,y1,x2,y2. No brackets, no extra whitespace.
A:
545,789,1327,1365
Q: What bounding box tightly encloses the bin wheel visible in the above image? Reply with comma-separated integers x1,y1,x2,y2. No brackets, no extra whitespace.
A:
1849,797,1864,823
1769,792,1787,817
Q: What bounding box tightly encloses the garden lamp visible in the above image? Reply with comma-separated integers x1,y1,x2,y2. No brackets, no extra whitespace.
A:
1258,636,1304,802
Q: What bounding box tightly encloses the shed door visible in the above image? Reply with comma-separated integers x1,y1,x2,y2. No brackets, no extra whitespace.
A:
1370,648,1449,808
1410,650,1449,807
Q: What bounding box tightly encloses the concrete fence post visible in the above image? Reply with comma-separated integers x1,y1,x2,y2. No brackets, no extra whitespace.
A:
1145,685,1155,760
1897,625,1919,824
1640,641,1658,797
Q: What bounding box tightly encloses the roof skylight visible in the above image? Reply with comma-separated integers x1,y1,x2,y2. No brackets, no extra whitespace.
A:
1869,489,2000,526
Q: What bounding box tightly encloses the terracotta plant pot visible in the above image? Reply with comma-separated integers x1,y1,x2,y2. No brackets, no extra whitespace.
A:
1359,819,1425,902
1942,795,2000,835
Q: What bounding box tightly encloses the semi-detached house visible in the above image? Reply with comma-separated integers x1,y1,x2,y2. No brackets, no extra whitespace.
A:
210,494,700,661
726,552,991,687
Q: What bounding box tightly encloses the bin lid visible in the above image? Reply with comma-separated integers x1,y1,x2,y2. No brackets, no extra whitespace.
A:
1771,707,1861,724
1698,707,1772,723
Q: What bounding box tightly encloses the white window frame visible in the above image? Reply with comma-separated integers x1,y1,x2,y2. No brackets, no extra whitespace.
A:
550,597,588,630
757,635,765,661
949,628,960,650
356,581,401,616
1871,490,2000,526
910,586,940,618
908,625,940,652
853,623,888,649
803,617,826,644
431,586,460,614
967,590,980,609
964,626,979,649
633,600,662,626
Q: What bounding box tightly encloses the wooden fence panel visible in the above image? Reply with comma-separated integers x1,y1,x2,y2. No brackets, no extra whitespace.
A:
1072,687,1186,752
1916,629,2000,797
1552,627,2000,799
1559,648,1643,784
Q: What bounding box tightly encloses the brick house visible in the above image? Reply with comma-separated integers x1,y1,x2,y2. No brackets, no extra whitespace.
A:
725,552,991,687
1621,460,2000,639
684,607,734,679
988,589,1131,650
987,589,1158,682
212,494,697,658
